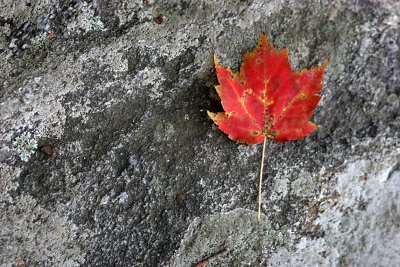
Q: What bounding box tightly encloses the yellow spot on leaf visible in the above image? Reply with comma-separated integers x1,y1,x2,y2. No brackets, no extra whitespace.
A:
226,111,234,118
264,99,274,106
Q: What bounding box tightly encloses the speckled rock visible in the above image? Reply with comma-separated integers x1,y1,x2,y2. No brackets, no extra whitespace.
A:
0,0,399,266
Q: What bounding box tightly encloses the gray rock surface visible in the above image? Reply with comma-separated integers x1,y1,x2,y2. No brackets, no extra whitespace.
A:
1,0,399,266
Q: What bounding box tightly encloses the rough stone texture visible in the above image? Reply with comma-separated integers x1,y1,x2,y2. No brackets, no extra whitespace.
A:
0,0,399,266
171,209,280,266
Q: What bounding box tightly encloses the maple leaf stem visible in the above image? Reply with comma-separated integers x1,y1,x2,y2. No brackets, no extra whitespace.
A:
257,137,267,223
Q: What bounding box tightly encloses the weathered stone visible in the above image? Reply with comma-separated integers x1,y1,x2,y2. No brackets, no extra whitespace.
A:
0,0,399,266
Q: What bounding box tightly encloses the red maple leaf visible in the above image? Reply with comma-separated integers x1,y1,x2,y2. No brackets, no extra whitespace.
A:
208,33,328,222
208,33,328,144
